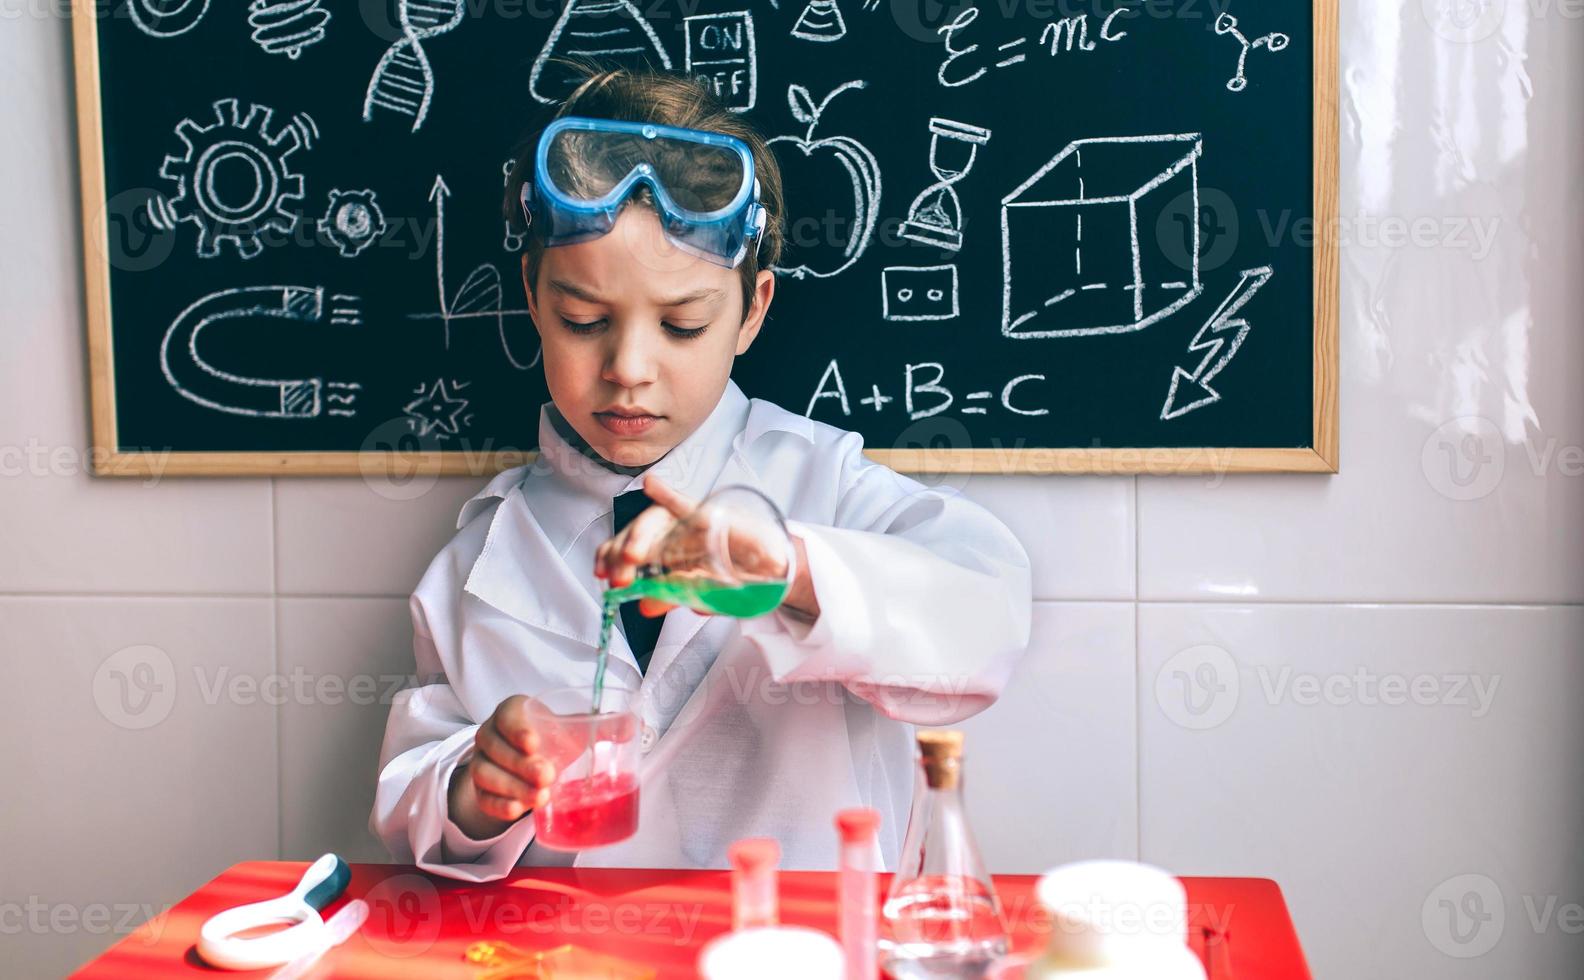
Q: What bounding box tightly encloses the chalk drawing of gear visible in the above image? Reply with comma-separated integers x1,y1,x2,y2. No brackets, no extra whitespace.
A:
152,99,316,260
318,188,388,258
159,284,363,419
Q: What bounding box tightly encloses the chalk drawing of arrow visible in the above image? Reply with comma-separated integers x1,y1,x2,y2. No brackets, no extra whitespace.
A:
1160,265,1274,421
406,174,541,370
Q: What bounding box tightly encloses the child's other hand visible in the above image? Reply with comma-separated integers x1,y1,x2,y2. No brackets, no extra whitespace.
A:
594,473,699,618
465,695,557,824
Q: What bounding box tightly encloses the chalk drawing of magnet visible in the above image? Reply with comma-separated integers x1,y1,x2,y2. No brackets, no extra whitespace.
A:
159,284,362,419
882,264,960,321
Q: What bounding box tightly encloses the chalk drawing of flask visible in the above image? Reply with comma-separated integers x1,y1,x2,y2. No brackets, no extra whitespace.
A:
791,0,846,42
530,0,673,105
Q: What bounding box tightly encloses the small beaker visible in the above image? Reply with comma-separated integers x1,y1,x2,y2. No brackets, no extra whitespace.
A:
524,683,643,851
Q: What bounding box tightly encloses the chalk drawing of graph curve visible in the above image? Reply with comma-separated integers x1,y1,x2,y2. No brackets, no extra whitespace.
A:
1002,134,1205,340
405,175,540,371
125,0,212,38
160,285,363,419
362,0,465,132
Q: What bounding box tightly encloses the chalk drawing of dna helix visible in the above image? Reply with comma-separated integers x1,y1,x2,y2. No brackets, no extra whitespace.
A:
362,0,465,133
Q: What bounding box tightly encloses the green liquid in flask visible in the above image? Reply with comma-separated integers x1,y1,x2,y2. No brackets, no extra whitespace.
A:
589,577,788,710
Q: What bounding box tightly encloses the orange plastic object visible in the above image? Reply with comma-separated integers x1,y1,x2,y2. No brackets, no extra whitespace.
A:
466,939,656,979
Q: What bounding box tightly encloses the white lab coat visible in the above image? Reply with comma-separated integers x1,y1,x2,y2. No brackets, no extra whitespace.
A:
371,381,1031,880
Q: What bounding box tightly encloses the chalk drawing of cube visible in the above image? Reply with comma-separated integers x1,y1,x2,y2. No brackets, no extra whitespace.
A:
1001,134,1204,339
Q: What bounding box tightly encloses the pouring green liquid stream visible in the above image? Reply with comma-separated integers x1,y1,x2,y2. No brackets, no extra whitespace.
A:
590,575,789,711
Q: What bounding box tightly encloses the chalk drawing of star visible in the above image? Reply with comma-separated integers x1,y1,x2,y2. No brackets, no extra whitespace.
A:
403,378,470,438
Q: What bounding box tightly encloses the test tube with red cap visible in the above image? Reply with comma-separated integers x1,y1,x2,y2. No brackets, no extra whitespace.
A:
728,837,780,931
836,808,881,980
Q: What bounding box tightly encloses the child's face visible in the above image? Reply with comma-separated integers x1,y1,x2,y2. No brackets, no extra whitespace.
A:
524,205,775,469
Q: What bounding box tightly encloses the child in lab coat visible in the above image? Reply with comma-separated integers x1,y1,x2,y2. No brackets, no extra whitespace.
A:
371,67,1032,880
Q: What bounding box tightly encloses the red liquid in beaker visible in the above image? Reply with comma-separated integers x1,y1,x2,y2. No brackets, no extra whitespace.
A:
534,772,640,850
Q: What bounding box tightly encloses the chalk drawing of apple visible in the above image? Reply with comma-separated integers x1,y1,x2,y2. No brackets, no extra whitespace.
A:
768,80,881,279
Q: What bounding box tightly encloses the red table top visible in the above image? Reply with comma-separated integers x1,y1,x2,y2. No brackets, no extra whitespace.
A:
73,862,1310,979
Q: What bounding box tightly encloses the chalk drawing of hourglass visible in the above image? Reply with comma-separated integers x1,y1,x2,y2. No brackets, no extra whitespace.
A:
530,0,673,105
899,118,992,252
791,0,846,42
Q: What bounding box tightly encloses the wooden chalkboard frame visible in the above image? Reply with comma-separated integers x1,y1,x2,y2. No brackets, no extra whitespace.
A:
74,2,1337,478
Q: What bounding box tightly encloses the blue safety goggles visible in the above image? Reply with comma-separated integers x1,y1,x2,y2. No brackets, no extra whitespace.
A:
520,116,768,269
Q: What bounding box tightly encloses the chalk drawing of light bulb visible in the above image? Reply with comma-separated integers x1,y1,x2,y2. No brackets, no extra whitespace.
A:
529,0,673,105
899,117,992,252
768,81,881,280
248,0,331,61
159,285,363,419
363,0,465,132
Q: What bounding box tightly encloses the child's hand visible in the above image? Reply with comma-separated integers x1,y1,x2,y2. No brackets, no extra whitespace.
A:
594,474,698,618
454,695,557,829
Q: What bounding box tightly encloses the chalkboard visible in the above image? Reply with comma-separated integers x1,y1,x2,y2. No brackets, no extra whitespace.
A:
74,0,1336,476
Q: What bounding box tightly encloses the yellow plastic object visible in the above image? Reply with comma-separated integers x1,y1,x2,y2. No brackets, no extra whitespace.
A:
465,940,657,979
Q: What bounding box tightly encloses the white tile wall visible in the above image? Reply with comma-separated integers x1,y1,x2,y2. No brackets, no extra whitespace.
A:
0,597,279,977
1138,603,1584,980
964,602,1138,873
273,478,481,596
277,597,416,863
5,2,1582,978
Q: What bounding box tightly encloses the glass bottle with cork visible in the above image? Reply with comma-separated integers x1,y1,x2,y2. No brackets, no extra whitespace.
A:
880,729,1010,978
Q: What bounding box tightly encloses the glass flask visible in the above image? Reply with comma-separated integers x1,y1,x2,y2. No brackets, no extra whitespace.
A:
608,485,797,619
880,730,1010,979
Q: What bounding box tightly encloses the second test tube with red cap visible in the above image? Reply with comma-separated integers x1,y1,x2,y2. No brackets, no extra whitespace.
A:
837,808,882,980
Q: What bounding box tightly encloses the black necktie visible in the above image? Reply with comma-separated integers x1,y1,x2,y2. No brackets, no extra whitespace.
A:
612,488,665,673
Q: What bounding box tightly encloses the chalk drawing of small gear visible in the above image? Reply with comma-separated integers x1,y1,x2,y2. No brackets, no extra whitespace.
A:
317,188,387,258
151,98,316,260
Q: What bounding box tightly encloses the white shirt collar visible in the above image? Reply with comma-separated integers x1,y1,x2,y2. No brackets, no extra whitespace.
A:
483,381,753,556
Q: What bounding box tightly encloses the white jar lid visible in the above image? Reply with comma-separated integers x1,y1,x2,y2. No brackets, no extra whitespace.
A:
697,925,844,980
1034,860,1190,964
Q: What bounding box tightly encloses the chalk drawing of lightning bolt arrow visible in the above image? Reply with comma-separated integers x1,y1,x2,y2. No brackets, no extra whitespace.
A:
1160,265,1274,421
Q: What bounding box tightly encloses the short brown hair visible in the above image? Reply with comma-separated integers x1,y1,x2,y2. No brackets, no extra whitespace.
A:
502,61,784,319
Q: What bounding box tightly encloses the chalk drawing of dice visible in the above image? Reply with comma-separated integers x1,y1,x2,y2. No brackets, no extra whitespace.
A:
1001,134,1206,339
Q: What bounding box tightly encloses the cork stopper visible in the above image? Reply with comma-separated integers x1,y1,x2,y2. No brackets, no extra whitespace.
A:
916,729,964,789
